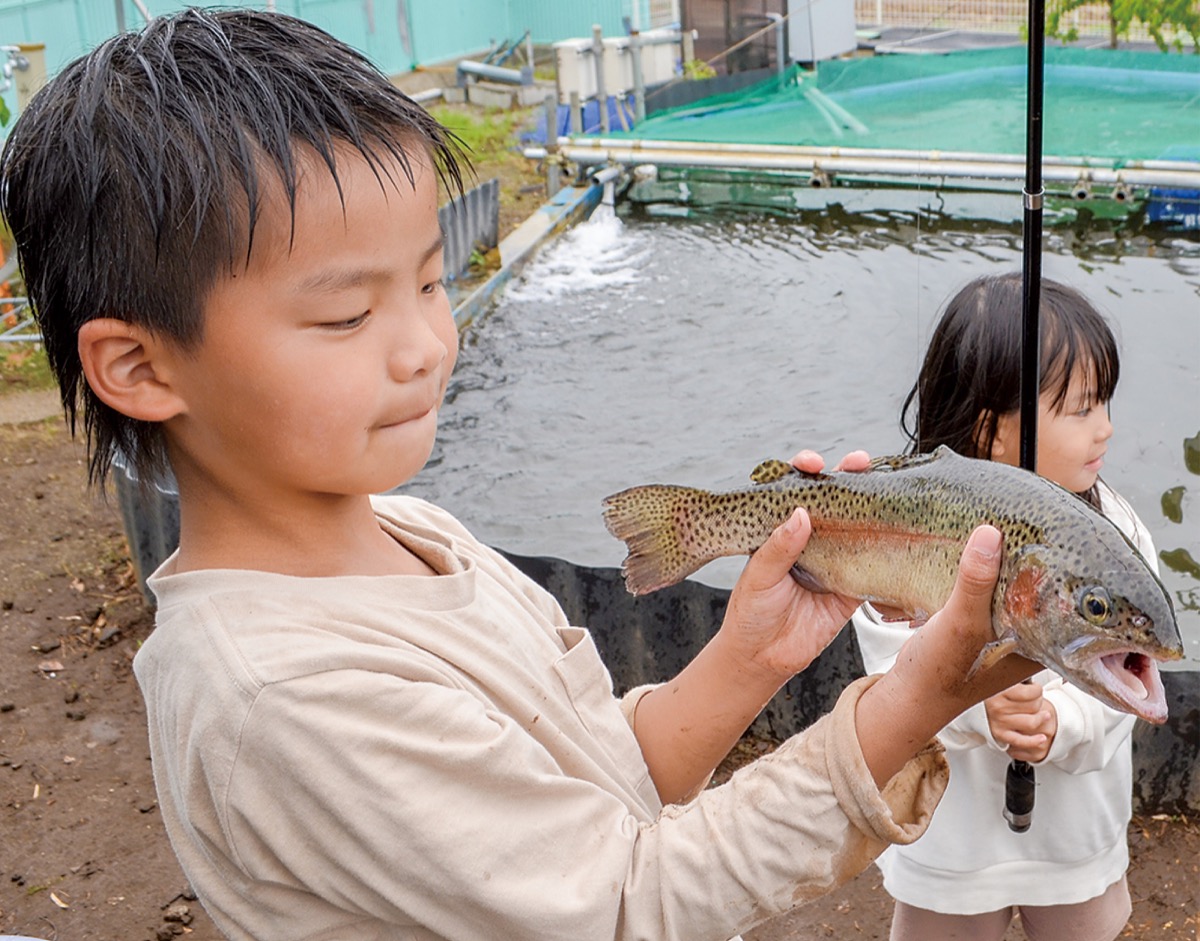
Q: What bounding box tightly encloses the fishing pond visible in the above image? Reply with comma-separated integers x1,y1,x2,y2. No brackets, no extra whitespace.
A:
401,193,1200,669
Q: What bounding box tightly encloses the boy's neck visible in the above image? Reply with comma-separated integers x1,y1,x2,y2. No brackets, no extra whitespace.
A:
170,481,435,578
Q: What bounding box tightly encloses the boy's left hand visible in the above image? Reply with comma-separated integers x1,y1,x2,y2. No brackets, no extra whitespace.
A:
717,450,869,684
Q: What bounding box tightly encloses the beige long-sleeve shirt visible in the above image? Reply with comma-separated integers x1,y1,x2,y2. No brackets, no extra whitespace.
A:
134,495,947,941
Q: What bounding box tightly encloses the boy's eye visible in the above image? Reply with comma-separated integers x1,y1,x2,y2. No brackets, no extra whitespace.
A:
323,312,370,331
422,279,445,296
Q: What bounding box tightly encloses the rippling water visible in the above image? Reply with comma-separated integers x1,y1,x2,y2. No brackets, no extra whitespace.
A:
402,197,1200,668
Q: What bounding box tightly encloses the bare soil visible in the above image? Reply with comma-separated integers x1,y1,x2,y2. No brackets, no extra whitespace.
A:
2,103,1196,940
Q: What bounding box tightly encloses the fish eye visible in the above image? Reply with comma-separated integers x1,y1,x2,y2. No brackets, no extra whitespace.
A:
1078,587,1112,625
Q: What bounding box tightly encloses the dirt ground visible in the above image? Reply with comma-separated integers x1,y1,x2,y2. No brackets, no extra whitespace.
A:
2,101,1197,941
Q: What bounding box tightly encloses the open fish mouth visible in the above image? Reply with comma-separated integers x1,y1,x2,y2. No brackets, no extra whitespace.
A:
1088,651,1170,724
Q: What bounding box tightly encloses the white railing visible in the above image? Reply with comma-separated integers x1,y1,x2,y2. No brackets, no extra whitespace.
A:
0,297,36,343
854,0,1195,47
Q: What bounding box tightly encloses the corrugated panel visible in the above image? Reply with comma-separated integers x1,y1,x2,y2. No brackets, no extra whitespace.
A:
406,0,512,64
439,176,499,282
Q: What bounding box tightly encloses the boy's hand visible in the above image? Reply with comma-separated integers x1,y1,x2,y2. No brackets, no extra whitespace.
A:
856,525,1039,786
716,450,870,684
986,682,1057,762
789,449,871,475
889,526,1038,708
633,449,869,803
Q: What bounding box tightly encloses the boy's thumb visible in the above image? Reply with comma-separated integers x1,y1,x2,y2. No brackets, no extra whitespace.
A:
745,507,812,587
954,524,1003,607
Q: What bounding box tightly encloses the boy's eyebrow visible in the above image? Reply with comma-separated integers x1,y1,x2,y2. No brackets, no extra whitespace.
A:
296,233,445,294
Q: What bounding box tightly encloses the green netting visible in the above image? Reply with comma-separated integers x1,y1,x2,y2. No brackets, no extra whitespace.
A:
607,47,1200,164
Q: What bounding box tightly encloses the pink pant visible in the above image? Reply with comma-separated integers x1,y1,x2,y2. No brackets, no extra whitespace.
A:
889,876,1131,941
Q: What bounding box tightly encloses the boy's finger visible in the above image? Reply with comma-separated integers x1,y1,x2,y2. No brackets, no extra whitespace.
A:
956,524,1003,601
788,450,825,474
787,449,871,475
833,450,871,473
744,507,812,588
948,526,1040,691
924,524,1035,689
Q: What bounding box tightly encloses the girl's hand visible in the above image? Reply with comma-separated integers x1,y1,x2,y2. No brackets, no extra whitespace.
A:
715,449,870,684
986,682,1058,762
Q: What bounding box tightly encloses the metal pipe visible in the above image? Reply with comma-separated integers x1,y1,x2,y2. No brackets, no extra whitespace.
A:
457,59,530,87
563,136,1200,174
543,94,561,198
569,91,582,135
539,143,1200,189
591,165,623,185
630,30,646,124
764,13,785,76
633,31,691,48
592,25,609,134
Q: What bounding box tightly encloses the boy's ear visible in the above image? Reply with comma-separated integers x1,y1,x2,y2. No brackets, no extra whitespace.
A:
77,318,188,422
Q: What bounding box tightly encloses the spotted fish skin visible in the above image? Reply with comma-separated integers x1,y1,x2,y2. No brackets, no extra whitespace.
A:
602,446,1184,723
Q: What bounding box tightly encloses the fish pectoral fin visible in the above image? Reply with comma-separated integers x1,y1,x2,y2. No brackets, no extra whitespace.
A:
750,459,801,484
789,563,830,594
966,635,1021,680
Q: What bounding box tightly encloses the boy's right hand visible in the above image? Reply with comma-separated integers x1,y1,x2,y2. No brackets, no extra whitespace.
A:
893,526,1038,706
855,525,1039,786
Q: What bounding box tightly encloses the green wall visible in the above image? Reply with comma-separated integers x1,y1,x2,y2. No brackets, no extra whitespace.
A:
0,0,643,120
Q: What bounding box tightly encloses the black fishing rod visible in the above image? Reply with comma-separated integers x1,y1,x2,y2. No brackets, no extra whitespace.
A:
1004,0,1047,836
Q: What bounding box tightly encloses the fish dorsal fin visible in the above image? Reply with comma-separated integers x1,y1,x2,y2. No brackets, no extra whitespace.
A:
750,459,800,484
868,446,955,472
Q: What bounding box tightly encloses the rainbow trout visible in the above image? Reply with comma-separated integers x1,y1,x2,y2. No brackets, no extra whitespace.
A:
602,447,1183,724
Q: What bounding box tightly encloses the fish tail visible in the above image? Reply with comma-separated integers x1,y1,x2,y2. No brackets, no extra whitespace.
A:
602,484,720,595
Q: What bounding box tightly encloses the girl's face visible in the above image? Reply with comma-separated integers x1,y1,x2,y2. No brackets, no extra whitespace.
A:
990,362,1114,494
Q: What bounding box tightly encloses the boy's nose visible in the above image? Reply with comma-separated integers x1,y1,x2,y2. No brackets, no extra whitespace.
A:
386,316,449,382
391,333,448,381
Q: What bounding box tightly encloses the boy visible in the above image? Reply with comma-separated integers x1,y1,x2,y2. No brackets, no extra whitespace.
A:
0,10,1035,940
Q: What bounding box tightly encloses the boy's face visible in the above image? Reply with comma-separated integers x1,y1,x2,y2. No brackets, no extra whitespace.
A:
165,144,457,501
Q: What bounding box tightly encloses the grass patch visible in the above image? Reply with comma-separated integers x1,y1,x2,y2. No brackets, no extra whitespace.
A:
429,103,534,168
0,341,55,396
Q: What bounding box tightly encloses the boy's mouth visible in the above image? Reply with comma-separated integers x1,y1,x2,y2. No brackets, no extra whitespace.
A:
377,403,437,430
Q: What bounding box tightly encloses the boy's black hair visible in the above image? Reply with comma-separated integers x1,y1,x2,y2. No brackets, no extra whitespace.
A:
0,7,465,488
900,272,1119,506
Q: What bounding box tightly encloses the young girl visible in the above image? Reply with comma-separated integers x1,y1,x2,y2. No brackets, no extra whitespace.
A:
854,272,1158,941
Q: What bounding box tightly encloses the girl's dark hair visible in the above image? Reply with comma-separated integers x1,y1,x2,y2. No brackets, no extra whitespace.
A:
900,272,1119,504
0,8,465,488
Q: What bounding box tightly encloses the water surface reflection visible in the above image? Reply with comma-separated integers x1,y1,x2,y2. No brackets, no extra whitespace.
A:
403,202,1200,667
